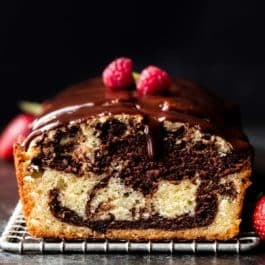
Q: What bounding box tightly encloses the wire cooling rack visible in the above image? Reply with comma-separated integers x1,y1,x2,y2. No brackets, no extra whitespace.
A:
0,202,260,254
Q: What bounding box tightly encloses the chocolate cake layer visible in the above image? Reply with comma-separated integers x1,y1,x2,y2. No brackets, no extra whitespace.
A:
30,117,250,193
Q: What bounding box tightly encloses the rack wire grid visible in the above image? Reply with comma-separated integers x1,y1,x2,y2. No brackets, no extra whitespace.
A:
0,202,260,254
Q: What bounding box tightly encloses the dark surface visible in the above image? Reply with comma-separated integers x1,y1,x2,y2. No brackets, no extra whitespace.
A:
0,126,265,264
1,1,265,127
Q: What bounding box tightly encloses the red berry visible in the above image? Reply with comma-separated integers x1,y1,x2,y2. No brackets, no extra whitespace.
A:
136,66,170,96
0,114,34,160
103,57,134,89
253,195,265,240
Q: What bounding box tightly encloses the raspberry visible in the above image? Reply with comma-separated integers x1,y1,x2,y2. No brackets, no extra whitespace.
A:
102,57,134,89
253,195,265,240
0,114,34,160
136,66,170,96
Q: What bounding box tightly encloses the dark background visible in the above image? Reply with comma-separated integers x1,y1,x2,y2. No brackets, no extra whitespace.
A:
1,1,265,128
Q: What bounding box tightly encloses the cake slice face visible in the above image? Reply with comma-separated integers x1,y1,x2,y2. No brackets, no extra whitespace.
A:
14,78,252,240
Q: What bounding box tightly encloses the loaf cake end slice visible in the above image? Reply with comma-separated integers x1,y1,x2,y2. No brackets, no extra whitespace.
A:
14,77,252,240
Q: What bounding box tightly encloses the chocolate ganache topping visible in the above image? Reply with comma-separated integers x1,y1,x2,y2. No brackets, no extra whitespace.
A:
24,77,250,154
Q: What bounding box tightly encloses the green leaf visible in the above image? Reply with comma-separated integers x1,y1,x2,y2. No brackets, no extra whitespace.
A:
133,72,140,82
19,101,43,116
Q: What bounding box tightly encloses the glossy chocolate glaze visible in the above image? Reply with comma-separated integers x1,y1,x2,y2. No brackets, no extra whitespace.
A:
24,77,251,154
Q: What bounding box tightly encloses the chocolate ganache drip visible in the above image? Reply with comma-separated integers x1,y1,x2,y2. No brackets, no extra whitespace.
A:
24,77,250,154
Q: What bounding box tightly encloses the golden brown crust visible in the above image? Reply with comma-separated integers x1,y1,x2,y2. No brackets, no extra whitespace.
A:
14,140,252,241
14,141,34,221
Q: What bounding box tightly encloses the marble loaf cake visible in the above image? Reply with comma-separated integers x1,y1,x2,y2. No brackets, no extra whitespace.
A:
14,75,252,240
